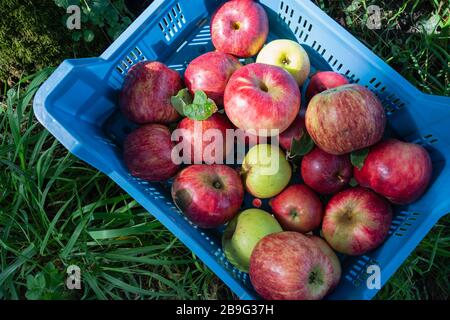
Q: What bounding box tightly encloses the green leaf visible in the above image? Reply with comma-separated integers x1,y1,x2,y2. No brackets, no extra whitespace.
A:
87,221,159,240
25,273,46,300
289,132,315,158
173,90,218,121
71,31,82,42
349,177,359,187
193,90,208,105
171,88,192,116
83,29,95,42
351,148,369,170
0,244,37,286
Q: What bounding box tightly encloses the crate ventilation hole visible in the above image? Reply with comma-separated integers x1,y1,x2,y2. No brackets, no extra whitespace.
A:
116,46,146,76
159,2,186,42
345,255,380,287
389,211,420,237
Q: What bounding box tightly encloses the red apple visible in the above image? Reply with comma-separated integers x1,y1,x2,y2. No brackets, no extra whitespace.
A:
171,164,244,228
305,84,386,155
184,51,242,106
307,235,341,292
322,187,392,255
306,71,349,101
354,139,432,204
301,147,352,194
224,63,301,136
176,113,234,164
123,124,179,181
249,232,335,300
278,114,306,151
120,61,182,124
270,184,323,233
211,0,269,58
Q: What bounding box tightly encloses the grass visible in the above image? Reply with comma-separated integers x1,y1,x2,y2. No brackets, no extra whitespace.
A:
0,0,449,300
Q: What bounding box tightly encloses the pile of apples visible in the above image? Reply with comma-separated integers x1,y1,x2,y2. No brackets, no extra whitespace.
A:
119,0,433,300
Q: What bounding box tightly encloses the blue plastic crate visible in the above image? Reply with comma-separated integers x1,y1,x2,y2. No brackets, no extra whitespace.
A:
33,0,450,300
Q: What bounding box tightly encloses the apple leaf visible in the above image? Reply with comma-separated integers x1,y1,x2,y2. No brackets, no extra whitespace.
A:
351,148,369,170
184,91,218,121
193,90,208,105
171,89,218,120
171,88,192,116
289,132,315,159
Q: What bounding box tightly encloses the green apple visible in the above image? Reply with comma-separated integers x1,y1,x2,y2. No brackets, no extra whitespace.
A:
242,144,292,199
222,209,282,272
256,39,310,86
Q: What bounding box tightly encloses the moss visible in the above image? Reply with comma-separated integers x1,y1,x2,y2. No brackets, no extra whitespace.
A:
0,0,106,86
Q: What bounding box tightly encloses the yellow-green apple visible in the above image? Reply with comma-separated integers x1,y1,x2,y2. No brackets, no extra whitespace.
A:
171,164,244,228
278,114,306,151
256,39,310,86
175,113,234,164
211,0,269,58
249,232,335,300
242,144,292,198
354,139,432,204
222,209,282,272
305,84,386,155
307,235,341,292
120,61,182,124
184,51,242,106
322,187,392,255
224,63,300,136
123,124,179,181
301,147,352,194
306,71,349,101
269,184,323,233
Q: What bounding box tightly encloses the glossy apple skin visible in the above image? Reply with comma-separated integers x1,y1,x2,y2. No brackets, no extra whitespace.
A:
306,71,349,101
222,209,282,272
249,232,334,300
171,165,244,228
305,84,386,155
211,0,269,57
120,61,182,124
322,187,392,256
307,235,341,292
184,51,242,106
301,147,352,194
242,144,292,199
279,114,305,151
256,39,311,85
225,63,301,136
354,139,432,204
176,113,234,164
270,184,323,233
123,124,179,181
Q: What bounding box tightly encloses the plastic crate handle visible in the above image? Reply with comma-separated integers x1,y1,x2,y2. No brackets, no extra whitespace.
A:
33,58,115,175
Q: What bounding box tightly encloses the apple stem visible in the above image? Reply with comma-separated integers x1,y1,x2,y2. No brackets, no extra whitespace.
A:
213,181,223,190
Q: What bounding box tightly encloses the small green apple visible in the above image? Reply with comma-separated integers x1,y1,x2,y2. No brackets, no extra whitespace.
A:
242,144,292,199
256,39,311,86
222,209,282,272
